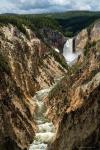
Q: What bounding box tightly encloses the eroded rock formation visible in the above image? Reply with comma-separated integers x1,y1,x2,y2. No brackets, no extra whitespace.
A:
0,20,100,150
75,21,100,52
0,24,66,150
46,21,100,150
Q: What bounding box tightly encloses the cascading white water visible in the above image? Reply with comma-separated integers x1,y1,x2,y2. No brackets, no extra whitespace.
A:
54,48,60,53
63,38,79,65
29,88,56,150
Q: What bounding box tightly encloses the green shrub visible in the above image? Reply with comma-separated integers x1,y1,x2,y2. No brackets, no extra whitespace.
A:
65,31,73,37
48,81,61,99
84,41,96,56
0,53,10,75
51,49,69,70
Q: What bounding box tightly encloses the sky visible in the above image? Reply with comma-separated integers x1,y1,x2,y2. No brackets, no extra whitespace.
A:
0,0,100,14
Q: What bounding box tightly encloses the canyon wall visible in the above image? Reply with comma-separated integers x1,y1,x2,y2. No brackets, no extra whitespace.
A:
0,20,100,150
39,28,66,52
75,21,100,52
46,21,100,150
0,24,66,150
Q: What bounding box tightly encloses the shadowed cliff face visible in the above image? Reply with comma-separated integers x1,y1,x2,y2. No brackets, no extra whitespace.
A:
46,22,100,150
39,28,66,52
0,25,67,150
0,71,36,150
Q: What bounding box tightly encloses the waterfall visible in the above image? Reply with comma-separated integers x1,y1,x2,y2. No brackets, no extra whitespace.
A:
63,38,79,65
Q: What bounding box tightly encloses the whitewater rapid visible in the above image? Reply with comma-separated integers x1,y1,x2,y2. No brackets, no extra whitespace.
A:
29,88,55,150
63,38,79,65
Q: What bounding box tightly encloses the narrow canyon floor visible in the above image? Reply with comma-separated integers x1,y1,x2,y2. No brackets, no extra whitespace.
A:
29,78,63,150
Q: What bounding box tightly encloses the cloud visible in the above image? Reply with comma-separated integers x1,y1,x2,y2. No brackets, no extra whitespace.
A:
0,0,99,14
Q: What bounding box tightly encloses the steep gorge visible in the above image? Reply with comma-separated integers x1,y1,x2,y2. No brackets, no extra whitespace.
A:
0,18,100,150
46,21,100,150
0,24,67,150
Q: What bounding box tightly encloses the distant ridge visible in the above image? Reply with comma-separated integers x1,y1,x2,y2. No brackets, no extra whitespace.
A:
0,11,100,37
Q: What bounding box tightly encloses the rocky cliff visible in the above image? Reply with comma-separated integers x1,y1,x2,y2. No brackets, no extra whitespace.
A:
39,28,66,52
0,68,36,150
75,20,100,52
46,21,100,150
0,19,100,150
0,24,67,150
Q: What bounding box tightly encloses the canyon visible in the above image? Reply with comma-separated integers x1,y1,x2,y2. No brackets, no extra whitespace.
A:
0,16,100,150
47,21,100,150
0,24,66,150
